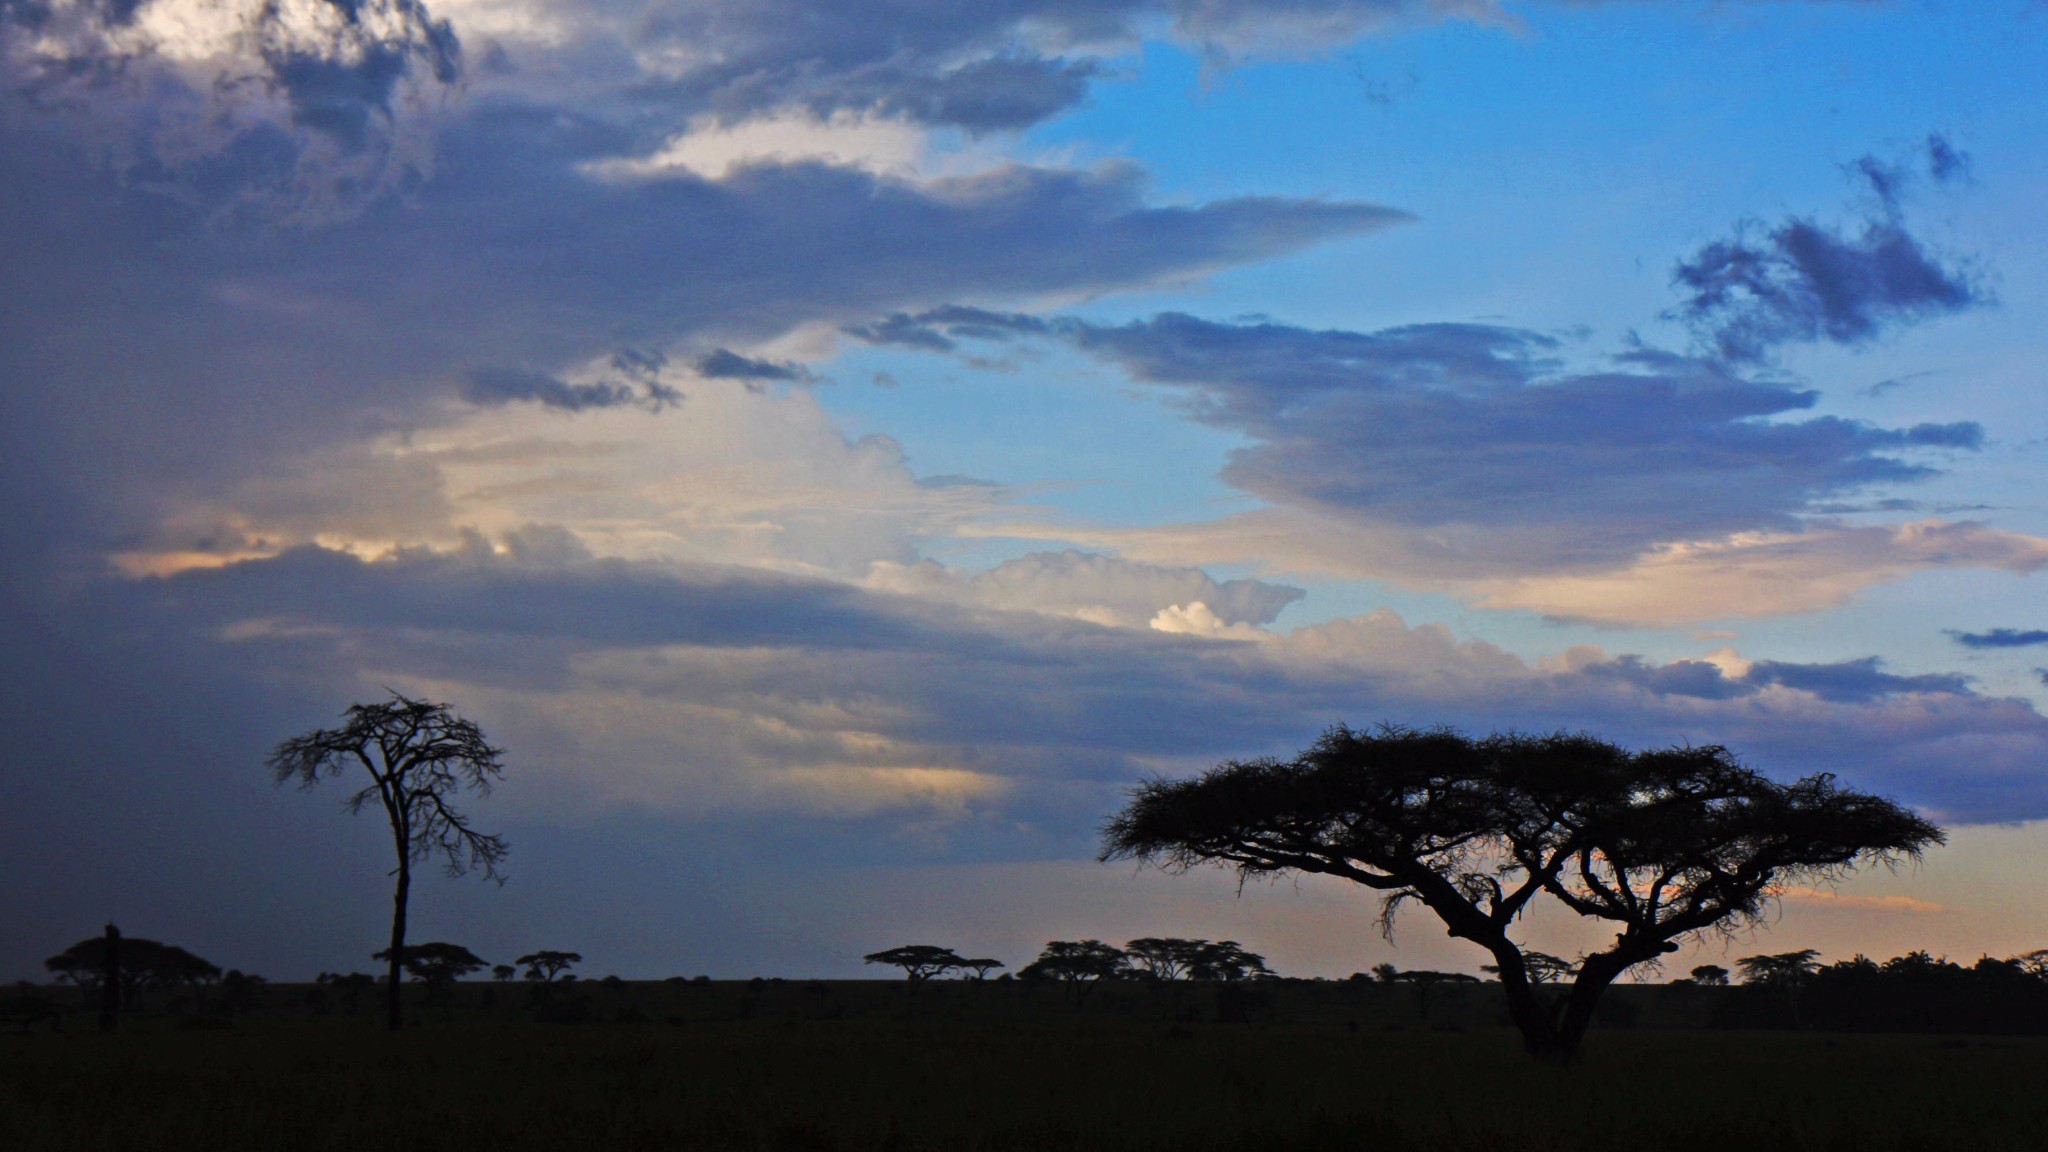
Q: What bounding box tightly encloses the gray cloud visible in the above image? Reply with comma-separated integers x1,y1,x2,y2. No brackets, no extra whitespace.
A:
59,541,2048,826
1051,314,1979,573
1670,136,1987,364
605,1,1487,133
0,100,1398,566
871,550,1305,629
695,349,811,383
463,366,682,412
1951,628,2048,650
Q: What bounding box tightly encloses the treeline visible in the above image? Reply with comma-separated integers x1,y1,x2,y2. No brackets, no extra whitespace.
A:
1706,949,2048,1034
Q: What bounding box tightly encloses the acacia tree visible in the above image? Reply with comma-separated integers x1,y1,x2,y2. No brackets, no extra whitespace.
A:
1019,940,1128,1005
517,950,583,982
1101,724,1942,1059
1126,938,1273,982
863,945,964,992
958,958,1006,980
270,694,509,1031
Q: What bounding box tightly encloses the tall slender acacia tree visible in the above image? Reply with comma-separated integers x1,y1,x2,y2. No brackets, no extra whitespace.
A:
271,693,509,1031
1102,724,1942,1059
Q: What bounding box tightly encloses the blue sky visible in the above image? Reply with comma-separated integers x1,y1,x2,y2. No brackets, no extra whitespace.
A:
4,0,2048,981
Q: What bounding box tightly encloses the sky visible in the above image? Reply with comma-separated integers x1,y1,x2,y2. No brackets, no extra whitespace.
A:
4,0,2048,983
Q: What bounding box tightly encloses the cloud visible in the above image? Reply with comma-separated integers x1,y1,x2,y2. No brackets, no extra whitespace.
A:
463,363,683,412
78,541,2048,829
865,550,1303,630
1669,136,1987,363
2,0,465,219
1053,314,1982,576
557,1,1506,135
1950,628,2048,650
1468,522,2048,627
694,349,811,384
0,103,1400,571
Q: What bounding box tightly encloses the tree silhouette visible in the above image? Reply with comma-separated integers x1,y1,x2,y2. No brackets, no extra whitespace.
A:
1101,724,1941,1059
45,932,222,1012
1738,949,1822,986
1126,938,1273,982
270,693,509,1031
1690,964,1731,987
1019,940,1128,1005
958,958,1006,980
517,951,583,982
863,946,964,992
375,942,490,990
1388,969,1480,1020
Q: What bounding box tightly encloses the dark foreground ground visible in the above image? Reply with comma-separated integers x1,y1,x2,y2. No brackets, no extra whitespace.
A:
5,979,2045,1151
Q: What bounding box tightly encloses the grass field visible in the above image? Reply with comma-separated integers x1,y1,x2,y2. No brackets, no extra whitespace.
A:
5,980,2045,1150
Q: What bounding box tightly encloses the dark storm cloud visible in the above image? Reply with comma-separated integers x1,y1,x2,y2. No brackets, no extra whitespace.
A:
1050,314,1979,570
254,0,462,152
1950,628,2048,650
0,100,1400,561
1670,136,1987,364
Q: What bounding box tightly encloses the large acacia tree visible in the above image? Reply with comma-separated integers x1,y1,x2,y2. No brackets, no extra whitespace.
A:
271,694,509,1031
1101,724,1942,1059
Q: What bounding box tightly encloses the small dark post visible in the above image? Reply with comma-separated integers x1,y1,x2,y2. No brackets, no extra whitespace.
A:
98,923,122,1033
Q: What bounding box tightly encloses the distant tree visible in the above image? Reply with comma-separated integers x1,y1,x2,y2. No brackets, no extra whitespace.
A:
1738,950,1822,986
492,964,517,983
221,970,268,1012
517,951,583,982
1190,941,1275,982
1127,938,1273,982
373,942,490,1001
1690,964,1731,987
1372,962,1399,984
863,946,965,992
1125,938,1203,981
1018,940,1128,1005
2010,950,2048,980
1101,724,1942,1059
958,958,1006,980
316,971,378,1011
270,693,509,1031
44,933,222,1013
1388,969,1480,1020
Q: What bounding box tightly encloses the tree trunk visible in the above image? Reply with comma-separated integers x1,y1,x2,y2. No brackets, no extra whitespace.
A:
387,863,410,1032
98,923,122,1034
1487,954,1574,1059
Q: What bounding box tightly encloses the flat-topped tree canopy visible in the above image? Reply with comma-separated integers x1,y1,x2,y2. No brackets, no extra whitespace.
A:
1101,724,1942,1058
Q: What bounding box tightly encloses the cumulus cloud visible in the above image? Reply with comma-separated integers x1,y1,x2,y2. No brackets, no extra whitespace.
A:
1,0,465,219
1670,135,1987,363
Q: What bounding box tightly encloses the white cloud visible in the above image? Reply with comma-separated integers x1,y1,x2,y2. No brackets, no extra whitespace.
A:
589,109,941,184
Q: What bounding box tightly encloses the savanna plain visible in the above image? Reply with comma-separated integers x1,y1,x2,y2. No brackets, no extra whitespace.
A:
6,979,2043,1152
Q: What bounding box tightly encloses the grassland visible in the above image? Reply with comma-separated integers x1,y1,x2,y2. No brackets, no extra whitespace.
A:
5,979,2045,1151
